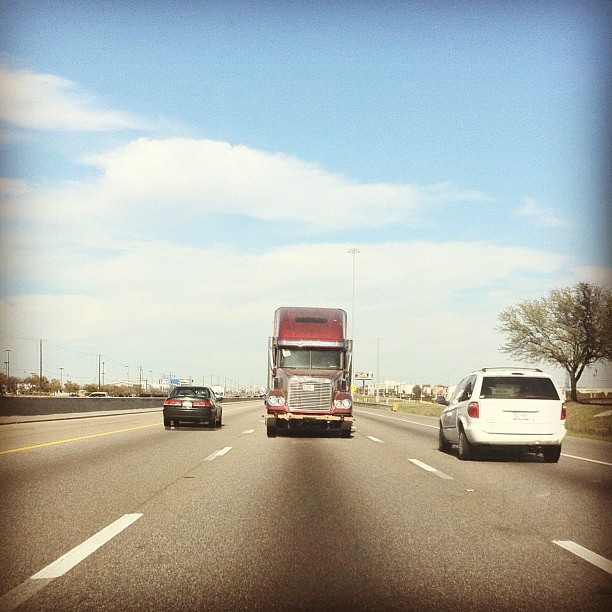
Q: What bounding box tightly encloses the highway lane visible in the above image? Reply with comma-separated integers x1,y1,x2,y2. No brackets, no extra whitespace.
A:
0,401,610,610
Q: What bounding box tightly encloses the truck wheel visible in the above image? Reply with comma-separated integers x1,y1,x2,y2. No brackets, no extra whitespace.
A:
267,423,277,438
340,423,352,438
458,429,472,461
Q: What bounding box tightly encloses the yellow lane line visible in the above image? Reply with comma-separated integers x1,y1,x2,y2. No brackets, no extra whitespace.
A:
0,423,160,455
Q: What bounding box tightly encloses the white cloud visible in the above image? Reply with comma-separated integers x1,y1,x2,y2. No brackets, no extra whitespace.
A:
0,123,596,386
80,137,488,230
517,197,570,228
0,66,144,131
0,236,575,385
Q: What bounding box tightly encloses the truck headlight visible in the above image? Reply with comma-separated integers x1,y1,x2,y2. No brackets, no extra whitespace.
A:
334,398,352,409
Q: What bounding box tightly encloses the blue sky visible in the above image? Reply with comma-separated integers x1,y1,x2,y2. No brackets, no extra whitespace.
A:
0,1,610,391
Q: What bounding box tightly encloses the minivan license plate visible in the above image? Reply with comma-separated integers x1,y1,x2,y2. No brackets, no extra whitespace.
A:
513,412,530,420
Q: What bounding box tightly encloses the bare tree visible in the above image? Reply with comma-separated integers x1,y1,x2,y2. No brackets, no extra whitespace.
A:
497,282,612,401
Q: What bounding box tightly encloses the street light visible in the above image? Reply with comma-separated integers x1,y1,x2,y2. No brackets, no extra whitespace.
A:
347,247,360,339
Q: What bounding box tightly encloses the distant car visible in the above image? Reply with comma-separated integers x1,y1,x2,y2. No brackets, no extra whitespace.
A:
163,386,222,429
438,368,566,462
87,391,109,398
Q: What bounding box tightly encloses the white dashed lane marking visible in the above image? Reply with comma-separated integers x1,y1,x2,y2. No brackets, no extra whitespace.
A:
205,446,233,461
553,540,612,575
0,514,143,611
408,458,453,480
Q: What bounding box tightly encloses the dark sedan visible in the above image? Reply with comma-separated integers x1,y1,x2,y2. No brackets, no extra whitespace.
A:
163,386,222,429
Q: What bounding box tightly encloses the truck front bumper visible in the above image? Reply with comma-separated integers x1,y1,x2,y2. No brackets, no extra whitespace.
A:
265,413,353,424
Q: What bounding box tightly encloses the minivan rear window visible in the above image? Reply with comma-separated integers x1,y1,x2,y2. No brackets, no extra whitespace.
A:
480,377,559,400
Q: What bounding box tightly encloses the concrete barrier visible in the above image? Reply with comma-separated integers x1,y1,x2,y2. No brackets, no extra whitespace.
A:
0,396,165,417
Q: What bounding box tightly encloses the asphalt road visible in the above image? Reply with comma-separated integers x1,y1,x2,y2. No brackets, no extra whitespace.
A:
0,401,610,611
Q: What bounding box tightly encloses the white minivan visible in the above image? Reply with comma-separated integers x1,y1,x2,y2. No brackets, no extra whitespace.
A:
438,368,566,462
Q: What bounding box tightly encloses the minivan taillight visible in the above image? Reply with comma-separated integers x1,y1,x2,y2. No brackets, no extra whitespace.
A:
561,403,566,420
467,402,480,418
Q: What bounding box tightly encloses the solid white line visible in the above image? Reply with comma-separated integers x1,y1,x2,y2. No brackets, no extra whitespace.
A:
366,436,384,443
408,458,453,480
553,540,612,575
561,453,612,467
205,446,233,460
242,429,256,434
31,513,143,580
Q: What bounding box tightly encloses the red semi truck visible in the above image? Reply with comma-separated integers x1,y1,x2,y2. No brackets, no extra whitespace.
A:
265,306,354,438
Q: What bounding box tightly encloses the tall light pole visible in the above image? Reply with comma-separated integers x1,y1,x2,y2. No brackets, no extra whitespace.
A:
348,247,360,394
5,349,10,380
347,247,360,340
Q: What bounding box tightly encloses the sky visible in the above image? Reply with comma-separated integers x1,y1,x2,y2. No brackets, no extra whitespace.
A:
0,0,610,392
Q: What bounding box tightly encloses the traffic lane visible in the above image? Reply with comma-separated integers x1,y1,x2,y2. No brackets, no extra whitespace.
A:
354,407,612,560
355,405,612,464
0,403,262,594
0,410,162,453
17,419,612,611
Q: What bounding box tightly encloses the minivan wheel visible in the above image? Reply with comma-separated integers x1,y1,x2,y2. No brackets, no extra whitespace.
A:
438,425,451,453
542,445,561,463
458,429,472,461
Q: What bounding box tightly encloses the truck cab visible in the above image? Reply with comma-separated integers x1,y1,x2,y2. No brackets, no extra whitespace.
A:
265,307,353,438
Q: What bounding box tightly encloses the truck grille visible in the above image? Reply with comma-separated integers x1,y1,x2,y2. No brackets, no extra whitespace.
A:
288,377,332,411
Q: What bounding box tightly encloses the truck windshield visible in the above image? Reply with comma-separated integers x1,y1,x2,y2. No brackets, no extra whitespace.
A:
279,349,342,369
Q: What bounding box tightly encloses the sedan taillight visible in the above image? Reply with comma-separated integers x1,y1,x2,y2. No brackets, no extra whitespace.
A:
467,402,480,418
164,399,181,406
192,400,212,407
